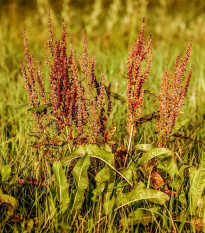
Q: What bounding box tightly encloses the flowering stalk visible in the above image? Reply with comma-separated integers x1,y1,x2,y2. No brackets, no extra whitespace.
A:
156,42,192,148
148,42,192,194
126,18,152,137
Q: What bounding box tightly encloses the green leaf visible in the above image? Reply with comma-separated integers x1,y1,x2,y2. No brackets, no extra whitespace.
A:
53,161,70,214
105,85,126,103
115,188,169,210
189,154,205,214
62,144,132,186
48,196,57,220
85,145,132,186
61,146,86,164
85,144,114,166
189,167,198,181
120,207,161,226
179,190,187,208
104,143,112,153
178,165,191,179
92,166,110,202
157,158,178,179
0,193,19,217
27,104,51,113
117,168,134,184
1,165,11,182
137,148,171,167
72,154,90,211
9,174,17,185
26,219,34,233
103,197,116,215
135,181,146,189
135,144,153,152
116,170,139,196
103,168,115,211
174,119,189,131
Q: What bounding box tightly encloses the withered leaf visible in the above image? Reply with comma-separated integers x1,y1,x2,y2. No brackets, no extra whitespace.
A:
30,136,63,148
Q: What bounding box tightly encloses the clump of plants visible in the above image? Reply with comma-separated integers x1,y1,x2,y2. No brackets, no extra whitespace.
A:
21,12,112,147
4,10,203,233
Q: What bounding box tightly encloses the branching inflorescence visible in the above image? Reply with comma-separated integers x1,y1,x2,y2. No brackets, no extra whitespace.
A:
156,42,192,148
126,18,152,137
21,10,112,145
21,31,48,134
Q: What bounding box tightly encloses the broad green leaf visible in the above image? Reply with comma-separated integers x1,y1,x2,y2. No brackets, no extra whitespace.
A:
128,163,139,172
178,165,191,179
120,207,161,226
48,186,57,220
0,194,19,217
137,148,171,167
169,179,181,191
72,154,90,211
103,168,115,210
85,145,132,186
189,167,198,181
189,154,205,214
9,174,18,185
92,166,110,201
115,188,169,210
135,144,153,152
1,165,11,182
103,197,116,215
179,190,187,208
104,143,112,153
157,158,178,179
135,181,146,189
61,146,86,163
85,144,114,166
53,161,70,214
48,196,57,220
117,168,134,184
62,144,132,186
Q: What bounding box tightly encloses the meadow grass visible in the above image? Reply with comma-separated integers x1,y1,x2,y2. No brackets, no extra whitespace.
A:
1,1,205,232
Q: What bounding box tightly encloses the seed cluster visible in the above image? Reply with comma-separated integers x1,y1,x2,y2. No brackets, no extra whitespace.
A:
126,18,152,135
21,31,48,134
21,10,112,144
156,42,192,147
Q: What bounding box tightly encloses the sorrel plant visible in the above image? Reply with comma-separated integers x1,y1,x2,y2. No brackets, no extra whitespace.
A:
21,12,192,200
21,11,112,146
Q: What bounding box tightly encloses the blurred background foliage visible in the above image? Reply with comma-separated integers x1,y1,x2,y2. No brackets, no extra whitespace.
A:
0,0,205,158
1,0,205,45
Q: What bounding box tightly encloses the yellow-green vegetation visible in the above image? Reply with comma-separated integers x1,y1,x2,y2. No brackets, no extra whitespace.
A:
1,1,205,232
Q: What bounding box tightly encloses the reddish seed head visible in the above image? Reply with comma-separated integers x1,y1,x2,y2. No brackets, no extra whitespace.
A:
156,43,192,147
126,18,152,135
